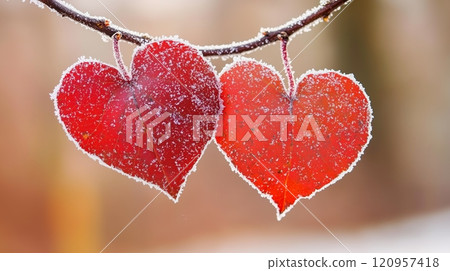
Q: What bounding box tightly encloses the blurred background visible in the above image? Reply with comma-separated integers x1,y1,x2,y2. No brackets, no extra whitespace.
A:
0,0,449,252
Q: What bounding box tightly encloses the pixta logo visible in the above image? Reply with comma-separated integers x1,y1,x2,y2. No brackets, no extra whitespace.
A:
126,105,171,151
126,106,325,151
194,114,325,142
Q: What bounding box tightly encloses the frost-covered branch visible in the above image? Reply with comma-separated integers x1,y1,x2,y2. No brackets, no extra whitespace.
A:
37,0,150,45
37,0,350,56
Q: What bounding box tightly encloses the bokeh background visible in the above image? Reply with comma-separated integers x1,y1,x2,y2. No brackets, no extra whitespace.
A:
0,0,449,252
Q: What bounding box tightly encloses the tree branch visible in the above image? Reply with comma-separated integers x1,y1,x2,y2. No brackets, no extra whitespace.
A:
37,0,351,56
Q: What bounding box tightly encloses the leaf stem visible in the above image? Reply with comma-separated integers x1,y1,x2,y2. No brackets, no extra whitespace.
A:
279,33,295,98
112,33,131,81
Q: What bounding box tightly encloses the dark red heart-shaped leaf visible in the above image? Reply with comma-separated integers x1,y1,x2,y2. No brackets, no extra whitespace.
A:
53,39,221,201
216,59,372,219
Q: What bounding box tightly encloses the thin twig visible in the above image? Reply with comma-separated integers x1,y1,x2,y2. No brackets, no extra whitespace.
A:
37,0,350,56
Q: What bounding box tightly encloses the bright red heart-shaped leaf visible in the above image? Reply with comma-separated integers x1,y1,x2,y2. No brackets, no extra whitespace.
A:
53,39,221,201
216,59,372,219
